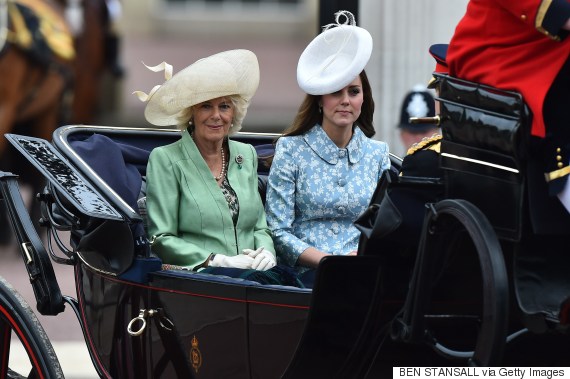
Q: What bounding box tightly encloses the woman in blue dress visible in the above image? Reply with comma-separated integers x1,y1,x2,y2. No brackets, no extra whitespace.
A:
265,11,390,287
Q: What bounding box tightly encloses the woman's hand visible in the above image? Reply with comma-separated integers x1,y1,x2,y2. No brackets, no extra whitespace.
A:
298,248,357,268
242,247,277,270
209,254,255,269
298,247,330,268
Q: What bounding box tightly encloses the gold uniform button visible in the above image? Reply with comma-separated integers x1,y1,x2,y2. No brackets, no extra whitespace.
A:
558,162,564,168
557,147,562,153
557,155,563,161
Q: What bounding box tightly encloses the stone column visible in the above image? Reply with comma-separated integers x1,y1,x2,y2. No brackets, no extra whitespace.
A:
360,0,469,157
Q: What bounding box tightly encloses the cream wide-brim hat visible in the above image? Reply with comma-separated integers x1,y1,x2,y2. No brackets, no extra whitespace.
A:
297,11,372,96
135,49,260,132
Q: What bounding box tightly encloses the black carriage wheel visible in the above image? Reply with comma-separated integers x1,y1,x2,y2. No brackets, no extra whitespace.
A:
417,199,509,366
0,276,63,378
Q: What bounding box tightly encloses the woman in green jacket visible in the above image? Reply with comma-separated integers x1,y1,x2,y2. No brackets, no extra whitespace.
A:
134,49,276,271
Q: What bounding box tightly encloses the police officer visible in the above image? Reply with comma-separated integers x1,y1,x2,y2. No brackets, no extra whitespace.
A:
398,44,448,179
397,86,438,151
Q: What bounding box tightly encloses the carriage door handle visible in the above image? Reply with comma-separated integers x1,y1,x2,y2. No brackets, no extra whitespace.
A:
128,308,173,336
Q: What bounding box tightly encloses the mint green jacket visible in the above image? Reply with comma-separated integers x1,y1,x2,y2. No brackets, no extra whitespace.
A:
146,130,274,269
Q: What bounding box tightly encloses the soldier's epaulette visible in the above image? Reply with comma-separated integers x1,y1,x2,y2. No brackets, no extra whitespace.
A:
406,134,443,156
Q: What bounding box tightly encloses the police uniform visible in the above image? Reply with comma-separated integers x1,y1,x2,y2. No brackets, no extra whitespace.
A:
398,44,448,179
398,89,436,132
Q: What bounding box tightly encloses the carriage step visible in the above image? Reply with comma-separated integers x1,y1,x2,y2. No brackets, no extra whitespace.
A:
515,234,570,332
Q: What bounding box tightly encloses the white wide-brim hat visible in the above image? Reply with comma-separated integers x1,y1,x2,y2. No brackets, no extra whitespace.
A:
297,11,373,96
133,49,260,132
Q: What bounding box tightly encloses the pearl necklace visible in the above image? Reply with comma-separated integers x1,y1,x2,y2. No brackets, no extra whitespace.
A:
190,132,226,181
214,146,226,181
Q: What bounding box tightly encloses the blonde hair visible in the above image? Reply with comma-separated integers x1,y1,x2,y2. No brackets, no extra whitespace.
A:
176,95,245,135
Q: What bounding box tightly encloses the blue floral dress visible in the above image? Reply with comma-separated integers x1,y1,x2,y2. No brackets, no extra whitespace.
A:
265,124,390,273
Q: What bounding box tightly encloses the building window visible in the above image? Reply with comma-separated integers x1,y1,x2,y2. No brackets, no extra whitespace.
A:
163,0,301,5
152,0,310,35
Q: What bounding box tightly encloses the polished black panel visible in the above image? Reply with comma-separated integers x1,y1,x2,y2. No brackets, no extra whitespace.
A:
436,75,528,241
247,285,311,379
148,270,311,379
77,264,153,378
5,134,122,220
436,73,530,162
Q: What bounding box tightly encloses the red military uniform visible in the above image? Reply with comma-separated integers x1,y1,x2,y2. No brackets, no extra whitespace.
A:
448,0,570,138
447,0,570,231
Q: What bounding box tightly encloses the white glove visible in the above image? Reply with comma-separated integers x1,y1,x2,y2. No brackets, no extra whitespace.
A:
242,247,276,271
209,254,255,269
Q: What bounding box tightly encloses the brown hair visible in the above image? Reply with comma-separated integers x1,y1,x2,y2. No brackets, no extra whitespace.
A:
262,71,376,168
280,70,375,138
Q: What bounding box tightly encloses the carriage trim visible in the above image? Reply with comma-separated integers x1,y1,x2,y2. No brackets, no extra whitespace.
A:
440,152,519,174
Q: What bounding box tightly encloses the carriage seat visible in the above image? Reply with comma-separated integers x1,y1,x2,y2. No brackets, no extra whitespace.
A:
437,74,530,241
70,132,271,224
67,132,273,280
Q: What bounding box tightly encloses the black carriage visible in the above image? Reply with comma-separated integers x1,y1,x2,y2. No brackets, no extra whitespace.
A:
357,73,570,367
0,74,569,378
0,125,391,378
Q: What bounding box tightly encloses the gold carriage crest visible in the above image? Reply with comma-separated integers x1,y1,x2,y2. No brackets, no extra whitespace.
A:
190,335,203,373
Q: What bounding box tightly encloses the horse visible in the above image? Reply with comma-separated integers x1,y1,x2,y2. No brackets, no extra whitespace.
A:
0,0,74,154
0,0,76,244
0,0,120,149
60,0,121,124
0,0,120,246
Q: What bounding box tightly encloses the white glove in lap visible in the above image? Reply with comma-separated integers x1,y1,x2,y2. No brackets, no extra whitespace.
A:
209,254,255,269
242,247,264,257
241,247,276,271
253,250,276,270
